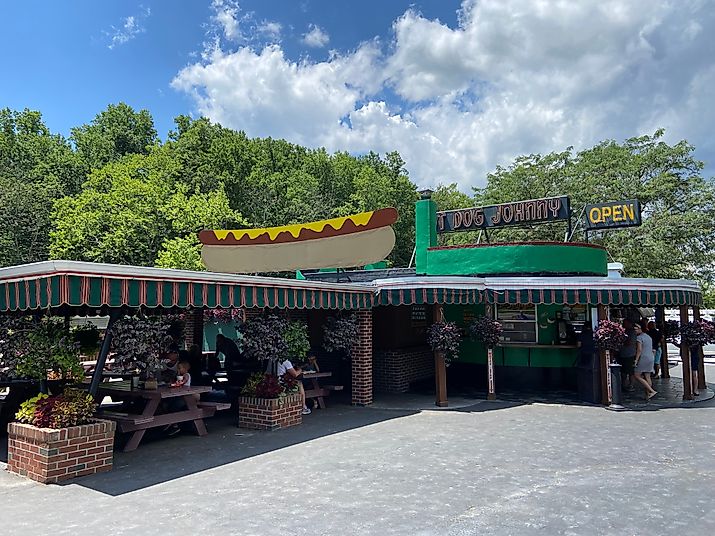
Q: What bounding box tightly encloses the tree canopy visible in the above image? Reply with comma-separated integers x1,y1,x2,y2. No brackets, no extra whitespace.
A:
1,103,713,306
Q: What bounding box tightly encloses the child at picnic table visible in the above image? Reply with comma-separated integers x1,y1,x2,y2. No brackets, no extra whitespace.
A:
170,361,192,388
165,361,198,437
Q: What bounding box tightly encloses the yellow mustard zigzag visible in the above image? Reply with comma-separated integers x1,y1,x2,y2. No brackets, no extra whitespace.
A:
213,211,375,241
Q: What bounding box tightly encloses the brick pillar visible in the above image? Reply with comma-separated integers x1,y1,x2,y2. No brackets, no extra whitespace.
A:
351,310,373,406
182,309,204,350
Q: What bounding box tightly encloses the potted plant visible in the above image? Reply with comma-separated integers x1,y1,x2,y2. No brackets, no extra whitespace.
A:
238,371,303,430
594,320,628,356
284,321,310,362
7,387,116,484
238,314,288,368
322,314,359,387
427,321,463,363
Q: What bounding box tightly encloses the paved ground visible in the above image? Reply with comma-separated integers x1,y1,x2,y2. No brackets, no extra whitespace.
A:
1,366,714,536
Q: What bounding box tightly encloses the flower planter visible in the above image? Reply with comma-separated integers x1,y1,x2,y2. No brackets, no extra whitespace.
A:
7,418,116,484
238,393,303,430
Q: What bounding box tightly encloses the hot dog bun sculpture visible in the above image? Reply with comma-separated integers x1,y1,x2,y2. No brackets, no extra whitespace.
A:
199,208,398,273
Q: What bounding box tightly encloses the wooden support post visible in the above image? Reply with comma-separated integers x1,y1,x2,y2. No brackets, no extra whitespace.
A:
597,304,610,405
433,303,448,407
693,307,706,390
655,306,670,379
680,305,693,400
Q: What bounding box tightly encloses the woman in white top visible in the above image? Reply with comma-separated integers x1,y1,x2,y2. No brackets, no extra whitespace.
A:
274,359,311,415
634,324,657,400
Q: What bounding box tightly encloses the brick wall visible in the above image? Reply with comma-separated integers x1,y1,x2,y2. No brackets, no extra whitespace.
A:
352,310,373,406
238,394,303,430
373,345,434,393
7,419,115,484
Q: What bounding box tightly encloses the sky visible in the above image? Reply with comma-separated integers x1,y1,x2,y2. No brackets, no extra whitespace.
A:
2,0,714,190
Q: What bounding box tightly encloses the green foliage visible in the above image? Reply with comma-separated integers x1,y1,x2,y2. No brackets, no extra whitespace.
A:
109,316,175,373
15,393,49,424
4,317,84,381
16,388,96,429
283,321,310,361
238,315,289,363
72,323,101,355
472,130,715,286
322,315,359,355
70,102,157,170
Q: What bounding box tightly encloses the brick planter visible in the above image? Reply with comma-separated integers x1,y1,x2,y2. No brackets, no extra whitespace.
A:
7,419,116,484
238,394,303,430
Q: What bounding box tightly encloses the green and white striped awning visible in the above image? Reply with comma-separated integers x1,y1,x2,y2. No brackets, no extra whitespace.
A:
372,276,702,307
0,261,375,313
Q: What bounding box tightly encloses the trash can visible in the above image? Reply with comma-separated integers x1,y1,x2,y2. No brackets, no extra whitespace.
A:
576,350,602,404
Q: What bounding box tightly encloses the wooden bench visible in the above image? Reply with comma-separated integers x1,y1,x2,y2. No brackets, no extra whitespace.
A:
99,410,155,431
197,401,232,412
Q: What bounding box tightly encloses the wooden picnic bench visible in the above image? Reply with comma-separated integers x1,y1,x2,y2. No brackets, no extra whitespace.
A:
302,371,342,409
97,382,213,452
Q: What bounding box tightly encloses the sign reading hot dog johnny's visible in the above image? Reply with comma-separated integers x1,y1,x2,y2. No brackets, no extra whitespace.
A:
585,200,641,230
436,196,570,233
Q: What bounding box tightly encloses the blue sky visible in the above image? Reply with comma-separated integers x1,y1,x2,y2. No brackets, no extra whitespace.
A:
2,1,714,189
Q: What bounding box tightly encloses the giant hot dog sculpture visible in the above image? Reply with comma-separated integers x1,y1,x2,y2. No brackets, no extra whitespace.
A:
198,207,398,273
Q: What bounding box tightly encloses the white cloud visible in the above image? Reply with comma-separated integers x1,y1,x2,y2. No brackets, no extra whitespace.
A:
258,21,282,42
211,0,242,41
302,24,330,48
107,7,151,49
173,0,715,190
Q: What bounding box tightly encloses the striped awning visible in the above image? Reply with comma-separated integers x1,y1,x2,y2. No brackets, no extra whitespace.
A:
372,276,702,307
0,261,374,313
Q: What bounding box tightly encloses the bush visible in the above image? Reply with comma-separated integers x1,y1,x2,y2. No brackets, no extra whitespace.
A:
284,321,309,361
110,316,174,374
238,315,288,364
240,372,297,399
16,388,96,429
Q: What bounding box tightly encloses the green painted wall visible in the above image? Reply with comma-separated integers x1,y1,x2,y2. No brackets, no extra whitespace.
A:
426,243,607,276
443,304,578,368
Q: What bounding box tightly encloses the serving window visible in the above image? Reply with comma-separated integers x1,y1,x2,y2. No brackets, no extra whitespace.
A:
496,304,537,343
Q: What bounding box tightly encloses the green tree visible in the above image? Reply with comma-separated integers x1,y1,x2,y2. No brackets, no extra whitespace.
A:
49,152,246,267
0,109,86,266
474,130,715,284
71,102,157,170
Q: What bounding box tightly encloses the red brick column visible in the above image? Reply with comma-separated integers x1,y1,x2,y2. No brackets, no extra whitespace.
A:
182,309,204,349
352,310,373,406
7,419,115,484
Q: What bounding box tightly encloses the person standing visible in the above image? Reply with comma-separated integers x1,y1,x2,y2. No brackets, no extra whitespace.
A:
634,323,657,400
618,319,637,391
646,321,663,378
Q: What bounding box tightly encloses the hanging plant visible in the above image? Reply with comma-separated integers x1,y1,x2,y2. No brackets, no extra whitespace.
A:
427,322,462,361
663,320,680,343
680,320,715,346
468,317,503,349
110,316,174,374
594,320,627,351
322,315,359,356
238,315,288,364
204,308,244,325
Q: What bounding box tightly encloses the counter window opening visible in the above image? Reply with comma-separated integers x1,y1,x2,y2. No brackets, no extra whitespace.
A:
495,304,537,343
494,303,590,345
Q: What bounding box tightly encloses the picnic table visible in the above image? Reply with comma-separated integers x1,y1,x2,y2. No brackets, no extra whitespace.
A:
302,371,341,410
97,381,214,452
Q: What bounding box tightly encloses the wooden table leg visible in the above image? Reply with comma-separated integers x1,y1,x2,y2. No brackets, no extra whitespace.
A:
311,378,326,409
123,397,161,452
185,395,208,436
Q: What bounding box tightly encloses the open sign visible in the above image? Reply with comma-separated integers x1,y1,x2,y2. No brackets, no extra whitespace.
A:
585,200,641,230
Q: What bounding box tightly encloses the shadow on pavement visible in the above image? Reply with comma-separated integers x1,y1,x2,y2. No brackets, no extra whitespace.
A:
44,402,417,496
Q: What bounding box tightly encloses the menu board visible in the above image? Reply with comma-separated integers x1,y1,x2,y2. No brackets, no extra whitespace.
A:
496,304,537,343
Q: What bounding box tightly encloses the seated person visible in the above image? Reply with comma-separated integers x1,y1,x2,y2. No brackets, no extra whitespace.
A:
171,360,193,388
160,344,181,384
165,361,198,437
274,358,311,415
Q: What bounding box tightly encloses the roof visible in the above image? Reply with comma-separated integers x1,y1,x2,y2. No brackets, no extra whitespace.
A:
0,261,375,313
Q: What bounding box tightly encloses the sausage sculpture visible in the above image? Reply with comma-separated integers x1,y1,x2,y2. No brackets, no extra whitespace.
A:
199,208,398,273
